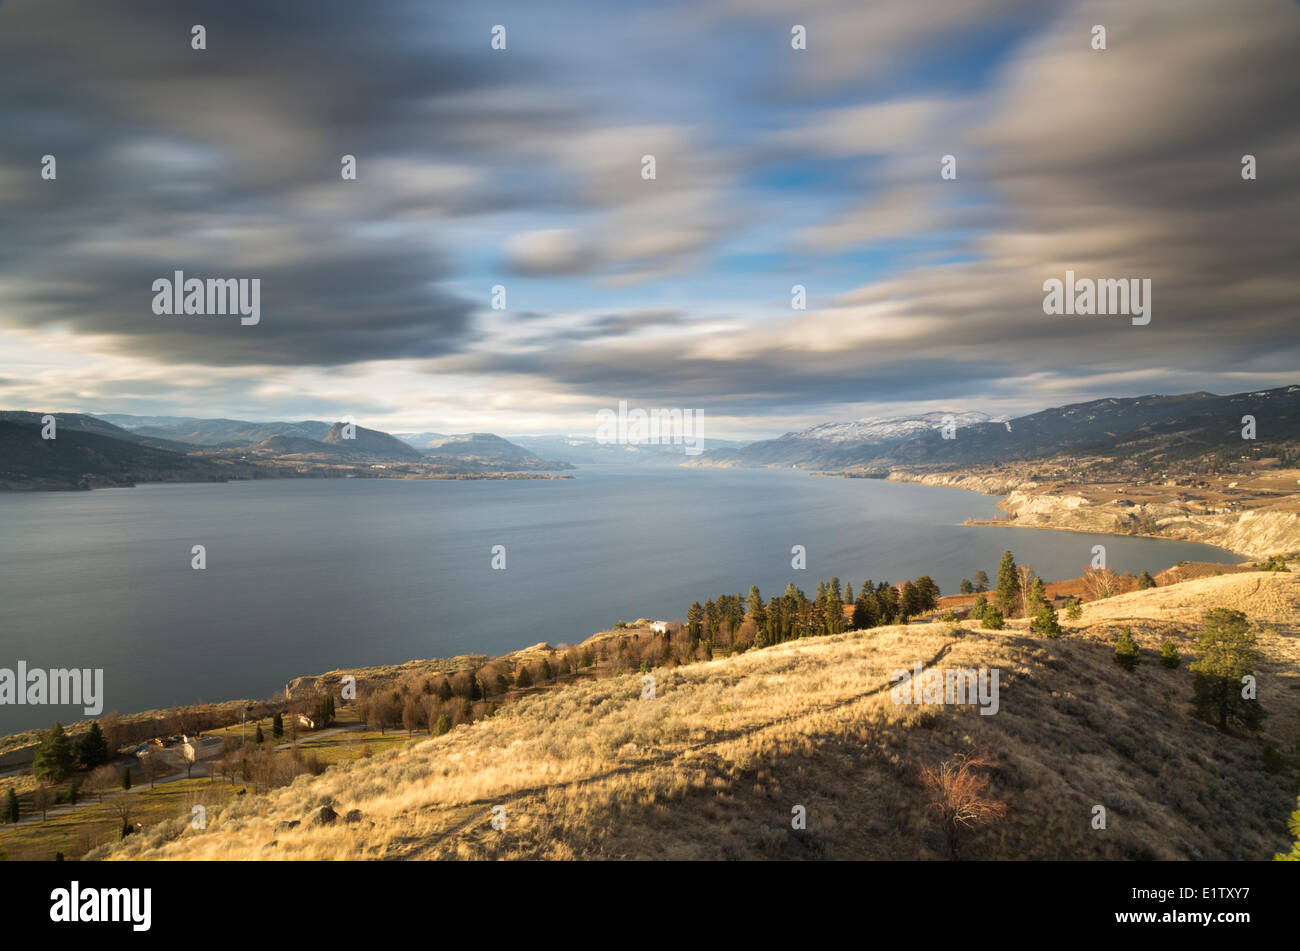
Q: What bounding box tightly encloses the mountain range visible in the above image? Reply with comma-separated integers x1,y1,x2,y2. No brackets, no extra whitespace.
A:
689,385,1300,472
0,413,572,490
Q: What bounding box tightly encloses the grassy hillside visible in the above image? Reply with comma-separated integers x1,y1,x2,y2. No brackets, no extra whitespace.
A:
93,573,1300,861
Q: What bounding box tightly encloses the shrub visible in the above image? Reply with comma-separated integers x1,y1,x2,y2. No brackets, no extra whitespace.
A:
981,608,1004,630
1065,599,1082,620
1261,746,1286,775
1159,639,1181,669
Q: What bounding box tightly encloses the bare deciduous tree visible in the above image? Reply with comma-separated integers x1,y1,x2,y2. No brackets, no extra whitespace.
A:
1016,564,1037,618
87,764,118,803
921,751,1007,860
1083,566,1123,601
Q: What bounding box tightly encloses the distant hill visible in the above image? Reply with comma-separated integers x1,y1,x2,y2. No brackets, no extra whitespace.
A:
0,411,195,452
397,432,571,470
98,415,336,448
0,419,246,490
691,386,1300,470
3,412,571,488
319,423,425,461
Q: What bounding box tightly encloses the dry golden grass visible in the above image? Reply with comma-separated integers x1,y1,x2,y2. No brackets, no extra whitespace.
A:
93,573,1300,861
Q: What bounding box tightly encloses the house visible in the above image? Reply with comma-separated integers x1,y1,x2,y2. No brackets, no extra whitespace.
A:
297,714,316,729
649,621,668,634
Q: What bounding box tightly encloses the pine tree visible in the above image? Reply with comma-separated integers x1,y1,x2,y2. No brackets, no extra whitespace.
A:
972,570,989,593
960,578,974,594
982,607,1004,630
121,767,132,790
76,722,110,769
4,787,18,823
33,722,74,784
438,679,453,702
899,581,921,621
745,587,765,638
915,576,940,612
272,712,284,739
1190,608,1264,731
1031,599,1062,638
1114,627,1140,671
1137,570,1156,590
844,582,854,605
1274,790,1300,861
687,601,703,643
254,723,265,744
995,551,1020,617
515,665,533,689
969,594,988,622
852,590,879,629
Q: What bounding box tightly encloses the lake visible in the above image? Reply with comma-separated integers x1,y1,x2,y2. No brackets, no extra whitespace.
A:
0,466,1241,734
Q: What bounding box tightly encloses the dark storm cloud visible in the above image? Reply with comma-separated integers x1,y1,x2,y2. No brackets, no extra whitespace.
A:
0,0,572,366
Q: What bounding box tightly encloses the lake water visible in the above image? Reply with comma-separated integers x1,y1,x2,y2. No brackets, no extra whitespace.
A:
0,466,1240,734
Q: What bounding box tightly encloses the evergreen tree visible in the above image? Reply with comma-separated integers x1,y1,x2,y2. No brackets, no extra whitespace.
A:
1274,790,1300,861
515,665,533,688
969,593,988,622
272,712,284,739
76,722,110,769
852,590,879,629
687,601,704,643
121,767,132,790
899,581,921,621
540,658,553,683
844,582,854,605
4,787,18,823
960,578,974,594
434,713,452,736
1137,570,1156,590
33,722,74,784
1190,608,1264,731
915,576,940,612
972,570,989,593
254,723,265,744
995,551,1020,617
877,582,899,624
438,679,454,702
1031,599,1062,638
982,607,1004,630
746,587,766,637
1159,639,1181,669
1114,627,1140,670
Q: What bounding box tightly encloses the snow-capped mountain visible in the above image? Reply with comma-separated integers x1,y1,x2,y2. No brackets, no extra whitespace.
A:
795,411,1004,444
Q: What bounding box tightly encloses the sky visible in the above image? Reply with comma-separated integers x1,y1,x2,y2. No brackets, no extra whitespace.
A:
0,0,1297,440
